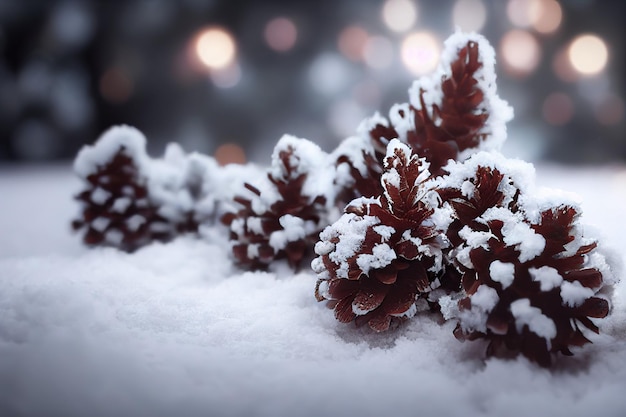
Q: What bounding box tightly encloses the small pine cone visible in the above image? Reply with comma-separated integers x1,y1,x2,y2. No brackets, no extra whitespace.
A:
362,33,512,177
73,126,217,251
72,126,176,251
313,139,450,332
222,135,336,269
452,205,612,367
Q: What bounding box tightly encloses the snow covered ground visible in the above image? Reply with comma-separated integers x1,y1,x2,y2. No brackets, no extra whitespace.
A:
1,163,625,417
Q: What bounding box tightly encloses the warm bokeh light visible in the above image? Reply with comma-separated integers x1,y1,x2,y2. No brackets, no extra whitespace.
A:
338,26,369,61
382,0,417,33
532,0,562,34
594,94,625,126
401,31,440,76
209,62,241,89
264,17,298,52
500,30,541,77
506,0,540,28
568,34,608,76
195,27,236,70
363,36,394,70
214,143,246,165
99,66,133,104
452,0,487,32
542,92,574,125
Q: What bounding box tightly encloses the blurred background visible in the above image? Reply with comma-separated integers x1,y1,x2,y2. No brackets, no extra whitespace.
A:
0,0,623,165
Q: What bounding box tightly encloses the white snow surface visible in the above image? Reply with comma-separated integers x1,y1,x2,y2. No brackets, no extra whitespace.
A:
1,163,626,417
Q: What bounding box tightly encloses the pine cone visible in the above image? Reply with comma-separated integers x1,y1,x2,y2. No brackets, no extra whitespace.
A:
450,204,611,367
73,126,217,251
222,135,336,269
313,140,450,332
72,126,176,251
366,33,513,178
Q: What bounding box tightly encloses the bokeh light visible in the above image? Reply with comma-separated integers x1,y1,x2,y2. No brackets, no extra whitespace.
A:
338,26,369,62
532,0,562,34
195,27,236,70
363,36,394,70
506,0,540,28
568,34,608,76
264,17,298,52
552,47,579,82
452,0,487,32
500,30,541,77
401,31,440,76
382,0,418,33
214,143,246,165
542,92,574,126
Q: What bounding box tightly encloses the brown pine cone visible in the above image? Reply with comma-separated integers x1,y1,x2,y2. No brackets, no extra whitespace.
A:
72,126,176,251
222,135,336,269
365,33,513,178
313,139,450,332
451,205,611,367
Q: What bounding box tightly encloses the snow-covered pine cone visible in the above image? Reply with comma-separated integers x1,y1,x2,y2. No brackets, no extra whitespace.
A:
313,139,450,332
222,135,337,269
450,204,612,367
73,126,217,251
364,33,512,178
433,152,614,366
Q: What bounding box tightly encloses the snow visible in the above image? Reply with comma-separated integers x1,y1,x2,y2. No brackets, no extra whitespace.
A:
510,298,557,342
1,163,626,417
489,260,515,289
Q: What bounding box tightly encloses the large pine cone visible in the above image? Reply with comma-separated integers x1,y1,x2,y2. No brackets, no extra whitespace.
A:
313,140,450,331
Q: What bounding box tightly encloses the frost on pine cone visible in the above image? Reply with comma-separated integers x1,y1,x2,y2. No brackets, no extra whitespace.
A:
313,140,450,332
435,153,614,366
222,135,337,269
73,126,217,251
334,32,513,205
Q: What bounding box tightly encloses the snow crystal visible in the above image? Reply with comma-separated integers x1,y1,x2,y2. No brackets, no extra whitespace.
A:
356,243,397,275
373,225,395,240
560,281,595,308
104,229,124,246
126,214,146,232
388,103,413,143
111,197,132,213
321,212,381,279
459,285,499,333
510,298,557,342
529,266,563,292
91,217,109,233
269,215,307,251
482,207,546,263
90,187,111,205
489,261,515,289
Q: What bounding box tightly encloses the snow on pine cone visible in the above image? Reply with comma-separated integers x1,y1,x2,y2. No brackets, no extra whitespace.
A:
313,139,451,332
435,153,615,366
73,125,217,251
222,135,338,269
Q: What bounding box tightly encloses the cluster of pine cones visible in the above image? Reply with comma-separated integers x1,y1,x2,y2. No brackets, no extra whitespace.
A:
73,32,616,367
